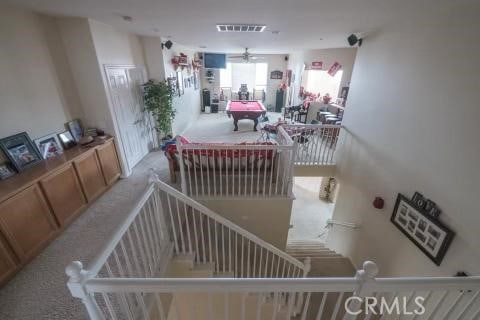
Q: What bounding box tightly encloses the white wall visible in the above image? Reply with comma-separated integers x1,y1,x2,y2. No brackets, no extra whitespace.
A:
302,48,357,94
57,17,112,133
163,42,201,135
141,36,166,82
0,5,82,144
327,4,480,276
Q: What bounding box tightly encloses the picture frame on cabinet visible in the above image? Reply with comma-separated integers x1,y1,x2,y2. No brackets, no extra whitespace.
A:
58,131,77,150
67,119,83,143
0,132,43,172
0,162,16,180
34,133,64,159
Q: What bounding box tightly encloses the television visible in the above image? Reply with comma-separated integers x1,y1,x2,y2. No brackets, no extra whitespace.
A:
203,53,226,69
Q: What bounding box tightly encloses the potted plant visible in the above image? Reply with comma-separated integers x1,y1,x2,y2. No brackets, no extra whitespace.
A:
142,80,176,141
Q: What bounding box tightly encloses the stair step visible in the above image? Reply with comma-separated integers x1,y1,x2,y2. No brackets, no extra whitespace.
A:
289,253,342,258
167,262,215,278
308,257,356,277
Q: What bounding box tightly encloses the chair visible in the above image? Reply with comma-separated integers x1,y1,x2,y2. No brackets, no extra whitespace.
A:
258,116,276,141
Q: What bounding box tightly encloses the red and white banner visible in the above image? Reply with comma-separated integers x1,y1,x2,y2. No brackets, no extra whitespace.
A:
327,62,342,77
311,61,323,70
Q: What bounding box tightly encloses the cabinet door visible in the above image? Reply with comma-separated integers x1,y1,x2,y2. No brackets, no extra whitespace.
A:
74,150,107,202
0,234,18,285
96,141,121,185
0,185,58,261
40,164,87,226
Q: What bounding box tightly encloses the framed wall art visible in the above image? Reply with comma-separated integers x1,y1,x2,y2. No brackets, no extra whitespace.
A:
176,71,184,96
34,133,64,159
0,132,43,172
391,193,454,266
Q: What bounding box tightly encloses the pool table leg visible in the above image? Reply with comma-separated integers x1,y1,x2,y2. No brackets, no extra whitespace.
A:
233,119,239,131
253,118,259,131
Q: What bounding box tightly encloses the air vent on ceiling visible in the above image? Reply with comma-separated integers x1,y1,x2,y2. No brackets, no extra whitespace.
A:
216,24,266,33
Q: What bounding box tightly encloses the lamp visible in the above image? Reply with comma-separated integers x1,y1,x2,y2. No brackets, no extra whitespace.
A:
162,40,173,50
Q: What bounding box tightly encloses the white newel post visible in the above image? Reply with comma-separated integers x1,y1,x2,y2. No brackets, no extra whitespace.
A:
148,168,161,184
175,139,188,194
343,261,379,320
66,261,105,320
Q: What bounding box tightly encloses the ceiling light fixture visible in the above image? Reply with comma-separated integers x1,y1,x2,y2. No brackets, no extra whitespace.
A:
122,15,133,22
272,30,280,35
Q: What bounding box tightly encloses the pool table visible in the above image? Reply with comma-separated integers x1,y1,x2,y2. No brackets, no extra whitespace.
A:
226,100,267,131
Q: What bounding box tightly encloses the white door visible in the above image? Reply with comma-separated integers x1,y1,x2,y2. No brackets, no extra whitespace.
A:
105,66,151,173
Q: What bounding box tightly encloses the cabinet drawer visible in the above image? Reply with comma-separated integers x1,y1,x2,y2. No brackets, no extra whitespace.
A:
0,185,58,261
96,140,121,185
40,164,87,226
74,150,107,202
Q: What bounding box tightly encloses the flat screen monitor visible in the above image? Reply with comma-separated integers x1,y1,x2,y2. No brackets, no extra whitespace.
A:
203,53,226,69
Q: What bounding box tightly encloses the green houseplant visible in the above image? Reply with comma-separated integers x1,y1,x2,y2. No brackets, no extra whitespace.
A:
143,80,176,139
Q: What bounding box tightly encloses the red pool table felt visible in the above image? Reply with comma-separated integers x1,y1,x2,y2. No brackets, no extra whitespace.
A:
227,100,265,112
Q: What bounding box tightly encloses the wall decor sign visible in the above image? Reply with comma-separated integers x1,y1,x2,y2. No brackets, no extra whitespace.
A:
0,132,43,172
311,61,323,70
270,70,283,79
34,133,64,159
412,192,442,219
327,61,342,77
391,194,454,266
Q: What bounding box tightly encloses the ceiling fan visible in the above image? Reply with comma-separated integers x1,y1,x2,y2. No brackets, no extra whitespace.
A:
229,48,264,62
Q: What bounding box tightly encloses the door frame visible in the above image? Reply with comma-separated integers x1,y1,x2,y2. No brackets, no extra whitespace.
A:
103,64,153,177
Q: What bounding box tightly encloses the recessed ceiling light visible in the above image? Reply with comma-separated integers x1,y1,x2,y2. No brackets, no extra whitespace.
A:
319,38,323,40
152,28,159,33
272,30,280,35
199,45,207,49
122,15,133,22
166,35,172,39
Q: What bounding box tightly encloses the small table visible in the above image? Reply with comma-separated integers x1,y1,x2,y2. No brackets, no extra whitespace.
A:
226,100,267,131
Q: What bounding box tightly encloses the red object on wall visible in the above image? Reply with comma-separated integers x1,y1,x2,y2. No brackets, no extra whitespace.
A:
373,197,384,209
327,61,342,77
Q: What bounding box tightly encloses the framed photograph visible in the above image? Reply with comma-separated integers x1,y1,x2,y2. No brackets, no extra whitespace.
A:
0,132,43,172
193,72,199,90
67,119,83,143
391,194,454,265
167,77,177,95
0,163,16,180
177,71,184,96
34,133,64,159
58,131,77,149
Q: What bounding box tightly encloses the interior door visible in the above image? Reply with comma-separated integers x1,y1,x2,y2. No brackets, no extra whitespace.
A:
105,66,150,173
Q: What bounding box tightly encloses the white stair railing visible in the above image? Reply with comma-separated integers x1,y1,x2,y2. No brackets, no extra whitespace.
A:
69,173,306,281
67,260,480,320
176,126,296,198
282,124,342,166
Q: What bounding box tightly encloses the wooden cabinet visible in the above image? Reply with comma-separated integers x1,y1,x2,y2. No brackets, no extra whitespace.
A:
96,140,121,185
0,234,18,285
0,185,58,262
0,137,121,286
74,150,107,202
40,164,86,226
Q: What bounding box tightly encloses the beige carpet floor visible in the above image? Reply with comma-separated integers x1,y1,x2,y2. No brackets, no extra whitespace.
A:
0,112,334,319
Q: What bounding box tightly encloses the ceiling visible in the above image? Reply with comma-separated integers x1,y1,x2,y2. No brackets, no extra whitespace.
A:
6,0,462,53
